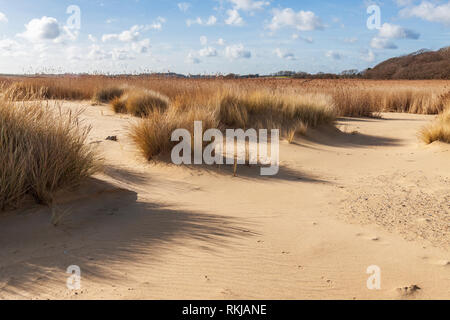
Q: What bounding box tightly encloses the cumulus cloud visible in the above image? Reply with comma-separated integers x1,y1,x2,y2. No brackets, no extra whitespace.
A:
0,38,19,51
198,46,218,57
0,12,7,23
225,9,245,26
88,34,97,43
400,1,450,25
131,39,151,54
200,36,208,46
67,46,83,61
292,33,313,43
102,25,141,42
325,50,342,60
88,45,112,60
378,23,420,39
18,16,61,42
274,48,296,60
145,17,166,31
217,38,226,46
102,18,165,43
268,8,324,31
187,16,217,26
227,0,270,11
186,52,201,64
369,23,418,50
370,37,398,49
225,44,251,59
178,2,191,12
361,49,376,62
112,48,135,61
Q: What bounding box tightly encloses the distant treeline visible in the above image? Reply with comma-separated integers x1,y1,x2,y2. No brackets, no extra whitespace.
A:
2,47,449,80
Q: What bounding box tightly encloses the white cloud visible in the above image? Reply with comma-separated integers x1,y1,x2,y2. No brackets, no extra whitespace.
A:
378,23,420,39
217,38,226,46
0,12,7,23
226,9,245,26
268,8,324,31
400,1,450,25
67,46,84,61
112,48,135,61
200,36,208,46
370,37,398,49
361,49,375,62
102,18,165,43
187,16,217,26
0,38,18,51
132,39,151,54
225,44,251,59
369,23,419,51
19,16,61,42
186,52,201,64
325,50,342,60
88,34,97,43
178,2,191,12
274,48,296,60
102,25,141,42
88,45,112,60
199,46,218,57
292,33,313,43
144,17,166,31
227,0,270,11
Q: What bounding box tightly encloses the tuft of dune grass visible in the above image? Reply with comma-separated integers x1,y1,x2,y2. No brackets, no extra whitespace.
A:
218,90,336,130
130,89,334,160
92,86,125,104
110,88,170,117
125,88,169,117
0,91,100,211
130,104,218,161
111,95,128,114
420,108,450,144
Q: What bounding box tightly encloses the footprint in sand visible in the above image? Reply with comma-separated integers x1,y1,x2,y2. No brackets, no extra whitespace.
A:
219,288,237,297
396,285,421,298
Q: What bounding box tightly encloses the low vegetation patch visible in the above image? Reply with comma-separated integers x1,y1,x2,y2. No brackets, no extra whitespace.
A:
92,86,125,104
421,108,450,144
0,93,100,211
130,89,335,160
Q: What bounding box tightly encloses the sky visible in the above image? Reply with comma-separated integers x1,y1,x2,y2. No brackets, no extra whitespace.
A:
0,0,449,75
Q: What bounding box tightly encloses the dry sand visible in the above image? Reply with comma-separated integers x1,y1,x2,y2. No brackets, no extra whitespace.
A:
0,101,448,300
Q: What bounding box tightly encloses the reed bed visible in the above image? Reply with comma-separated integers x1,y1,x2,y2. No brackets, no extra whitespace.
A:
2,76,449,116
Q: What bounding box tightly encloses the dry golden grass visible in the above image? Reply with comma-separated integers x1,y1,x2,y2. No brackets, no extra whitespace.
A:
218,90,335,129
111,95,127,114
130,100,219,161
0,88,100,211
130,88,334,160
2,76,449,117
421,108,450,144
124,88,169,117
92,86,125,104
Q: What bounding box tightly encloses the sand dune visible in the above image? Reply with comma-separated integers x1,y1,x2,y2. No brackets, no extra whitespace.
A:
0,102,448,300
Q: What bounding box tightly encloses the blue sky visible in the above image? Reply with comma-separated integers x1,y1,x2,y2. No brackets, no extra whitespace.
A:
0,0,449,74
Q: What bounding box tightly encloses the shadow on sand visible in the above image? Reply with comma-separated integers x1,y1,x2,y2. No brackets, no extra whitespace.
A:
0,177,257,298
300,125,402,148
